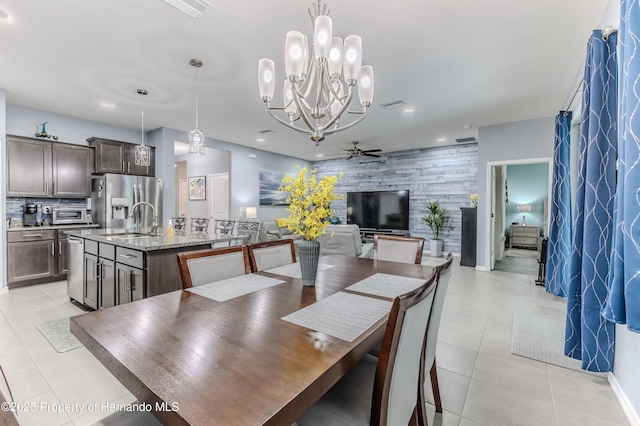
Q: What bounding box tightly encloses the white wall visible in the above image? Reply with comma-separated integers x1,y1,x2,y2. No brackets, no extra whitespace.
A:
0,91,6,294
477,117,555,270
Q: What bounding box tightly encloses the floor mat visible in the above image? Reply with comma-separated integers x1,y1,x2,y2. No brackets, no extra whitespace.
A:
36,317,83,353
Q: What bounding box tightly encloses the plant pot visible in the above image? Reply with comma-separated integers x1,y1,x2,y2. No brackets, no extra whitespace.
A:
298,240,321,286
430,239,443,258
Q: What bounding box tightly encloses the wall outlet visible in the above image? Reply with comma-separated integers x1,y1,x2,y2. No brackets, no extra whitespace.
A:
43,206,52,213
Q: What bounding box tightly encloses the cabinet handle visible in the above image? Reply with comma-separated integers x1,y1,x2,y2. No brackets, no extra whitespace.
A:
119,253,137,259
59,241,62,253
128,162,131,173
122,161,126,172
129,270,135,291
52,181,55,195
22,234,43,238
51,242,55,256
96,262,101,279
45,181,48,194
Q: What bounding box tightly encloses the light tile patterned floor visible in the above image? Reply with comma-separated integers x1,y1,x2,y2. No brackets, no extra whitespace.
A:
0,257,631,426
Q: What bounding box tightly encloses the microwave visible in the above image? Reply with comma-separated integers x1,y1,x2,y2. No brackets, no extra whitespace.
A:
51,208,92,225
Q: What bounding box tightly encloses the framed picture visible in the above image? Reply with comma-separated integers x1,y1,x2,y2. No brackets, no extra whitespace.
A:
188,176,206,201
259,169,290,206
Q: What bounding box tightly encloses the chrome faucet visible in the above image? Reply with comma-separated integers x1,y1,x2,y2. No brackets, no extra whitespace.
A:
128,202,159,234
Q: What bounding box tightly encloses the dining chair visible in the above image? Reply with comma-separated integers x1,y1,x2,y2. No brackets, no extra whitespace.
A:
247,239,296,272
190,217,211,233
295,268,437,426
374,234,425,264
177,245,251,289
417,252,454,426
231,220,262,246
0,364,18,426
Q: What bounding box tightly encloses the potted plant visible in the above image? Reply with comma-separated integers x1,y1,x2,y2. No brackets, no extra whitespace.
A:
421,200,450,257
280,165,344,286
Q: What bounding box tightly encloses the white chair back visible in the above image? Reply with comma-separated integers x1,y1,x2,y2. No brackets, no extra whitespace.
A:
424,253,453,370
374,235,424,264
252,245,294,271
383,278,435,425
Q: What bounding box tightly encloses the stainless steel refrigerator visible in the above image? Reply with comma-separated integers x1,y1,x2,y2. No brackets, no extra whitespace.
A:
91,174,163,231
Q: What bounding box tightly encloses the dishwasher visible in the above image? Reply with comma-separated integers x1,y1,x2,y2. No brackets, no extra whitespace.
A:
67,236,84,303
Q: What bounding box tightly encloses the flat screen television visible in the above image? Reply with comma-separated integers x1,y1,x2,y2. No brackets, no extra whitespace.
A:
347,190,410,231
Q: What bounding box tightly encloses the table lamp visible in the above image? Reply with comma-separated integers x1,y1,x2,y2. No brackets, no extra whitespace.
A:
517,204,532,225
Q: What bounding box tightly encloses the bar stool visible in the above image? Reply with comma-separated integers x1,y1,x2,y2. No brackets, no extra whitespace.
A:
172,217,187,232
190,218,210,233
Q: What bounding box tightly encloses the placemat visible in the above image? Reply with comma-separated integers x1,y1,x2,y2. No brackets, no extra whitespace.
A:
345,273,427,299
187,274,286,302
265,262,335,278
282,292,392,342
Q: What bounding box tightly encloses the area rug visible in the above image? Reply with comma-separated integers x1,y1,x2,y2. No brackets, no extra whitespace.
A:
36,317,83,353
511,313,607,377
504,248,539,259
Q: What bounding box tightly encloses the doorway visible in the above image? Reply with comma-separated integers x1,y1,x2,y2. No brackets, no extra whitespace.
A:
209,173,229,221
486,158,552,272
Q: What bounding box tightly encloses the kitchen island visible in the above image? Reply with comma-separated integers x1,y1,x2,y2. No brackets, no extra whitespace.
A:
65,228,236,309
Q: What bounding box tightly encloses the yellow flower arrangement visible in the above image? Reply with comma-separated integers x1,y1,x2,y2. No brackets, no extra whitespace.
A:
279,165,345,241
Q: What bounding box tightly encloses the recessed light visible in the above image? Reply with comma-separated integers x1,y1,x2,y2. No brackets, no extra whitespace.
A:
316,154,324,157
403,107,415,114
463,124,472,129
100,101,115,109
256,138,265,143
436,137,447,142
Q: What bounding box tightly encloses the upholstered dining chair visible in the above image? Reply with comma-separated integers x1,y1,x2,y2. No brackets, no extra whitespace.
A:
295,269,438,426
177,246,251,289
247,239,296,272
374,234,425,264
417,252,454,426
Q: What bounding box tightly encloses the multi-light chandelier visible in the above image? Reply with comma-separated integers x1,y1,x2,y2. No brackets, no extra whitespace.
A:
258,1,374,145
134,89,151,166
188,58,206,156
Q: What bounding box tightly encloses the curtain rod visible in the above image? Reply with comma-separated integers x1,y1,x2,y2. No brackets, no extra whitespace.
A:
561,26,618,112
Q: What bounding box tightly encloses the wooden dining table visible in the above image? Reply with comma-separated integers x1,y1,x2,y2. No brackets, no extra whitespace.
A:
70,254,437,425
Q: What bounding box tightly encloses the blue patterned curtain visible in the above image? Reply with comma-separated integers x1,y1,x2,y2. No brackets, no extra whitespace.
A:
546,112,573,297
603,0,640,333
565,30,617,372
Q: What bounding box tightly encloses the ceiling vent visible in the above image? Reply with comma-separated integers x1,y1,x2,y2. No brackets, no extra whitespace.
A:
455,137,477,143
380,99,406,109
258,129,275,134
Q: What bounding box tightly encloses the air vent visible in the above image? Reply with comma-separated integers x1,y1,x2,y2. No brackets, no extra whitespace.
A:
258,129,275,134
380,99,406,109
455,137,477,143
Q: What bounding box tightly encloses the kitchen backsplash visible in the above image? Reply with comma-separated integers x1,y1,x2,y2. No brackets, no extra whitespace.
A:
6,197,89,227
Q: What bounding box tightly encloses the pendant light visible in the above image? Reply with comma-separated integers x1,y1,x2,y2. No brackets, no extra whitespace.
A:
134,89,151,166
188,59,205,156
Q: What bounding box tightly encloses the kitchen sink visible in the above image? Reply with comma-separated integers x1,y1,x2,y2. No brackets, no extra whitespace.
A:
108,232,158,240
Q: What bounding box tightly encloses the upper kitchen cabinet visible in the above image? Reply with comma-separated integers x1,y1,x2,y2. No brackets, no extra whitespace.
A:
88,137,155,177
6,135,92,198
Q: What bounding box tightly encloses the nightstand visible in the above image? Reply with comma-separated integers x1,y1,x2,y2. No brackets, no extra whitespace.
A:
509,225,539,249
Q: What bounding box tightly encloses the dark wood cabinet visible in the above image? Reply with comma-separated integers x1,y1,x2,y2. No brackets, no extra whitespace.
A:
460,207,477,267
88,137,155,177
6,135,92,198
6,136,52,197
7,237,56,284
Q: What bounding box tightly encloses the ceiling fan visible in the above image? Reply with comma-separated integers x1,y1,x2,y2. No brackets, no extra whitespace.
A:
343,141,383,160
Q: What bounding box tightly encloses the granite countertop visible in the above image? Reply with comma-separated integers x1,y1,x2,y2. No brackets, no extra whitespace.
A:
7,224,100,232
64,228,236,252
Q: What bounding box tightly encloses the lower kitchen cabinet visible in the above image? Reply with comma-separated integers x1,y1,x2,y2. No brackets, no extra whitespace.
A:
7,230,56,286
84,253,99,310
116,263,145,304
99,259,116,309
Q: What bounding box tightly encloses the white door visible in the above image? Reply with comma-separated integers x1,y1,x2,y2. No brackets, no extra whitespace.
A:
209,173,229,221
490,166,497,269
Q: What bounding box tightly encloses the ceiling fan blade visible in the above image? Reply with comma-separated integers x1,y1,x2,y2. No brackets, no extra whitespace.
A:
362,149,382,153
363,153,381,158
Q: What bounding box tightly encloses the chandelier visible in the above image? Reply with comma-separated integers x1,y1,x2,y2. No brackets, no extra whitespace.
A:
134,89,151,166
257,1,374,145
188,59,206,156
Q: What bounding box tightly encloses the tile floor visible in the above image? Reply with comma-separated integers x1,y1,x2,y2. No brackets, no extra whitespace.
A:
0,258,631,426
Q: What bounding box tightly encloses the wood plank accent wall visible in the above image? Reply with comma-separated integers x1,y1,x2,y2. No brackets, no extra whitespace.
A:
312,143,478,256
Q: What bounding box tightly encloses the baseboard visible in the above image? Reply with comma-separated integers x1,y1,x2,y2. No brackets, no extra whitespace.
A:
609,372,640,426
0,286,8,296
475,265,490,272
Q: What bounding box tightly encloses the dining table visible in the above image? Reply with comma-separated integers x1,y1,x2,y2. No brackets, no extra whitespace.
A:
70,254,438,425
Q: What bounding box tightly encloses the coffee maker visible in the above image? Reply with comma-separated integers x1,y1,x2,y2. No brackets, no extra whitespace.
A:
23,203,37,226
